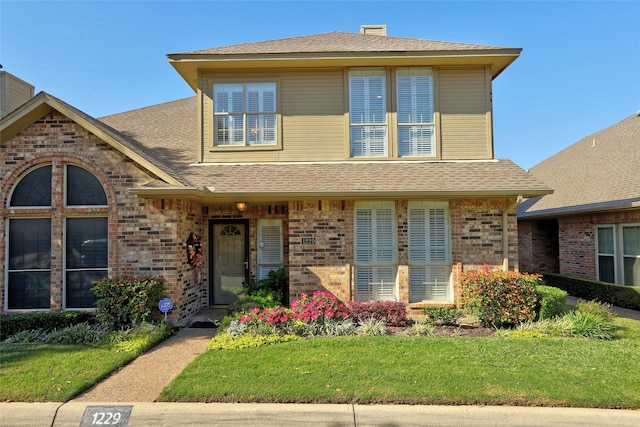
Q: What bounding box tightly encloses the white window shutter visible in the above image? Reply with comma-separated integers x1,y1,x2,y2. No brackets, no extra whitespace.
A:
408,201,451,301
258,219,283,280
349,69,387,157
397,68,435,157
354,201,397,300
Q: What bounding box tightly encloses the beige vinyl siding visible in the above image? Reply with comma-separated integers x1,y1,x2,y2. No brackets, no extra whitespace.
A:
438,67,492,160
1,72,35,118
201,69,345,163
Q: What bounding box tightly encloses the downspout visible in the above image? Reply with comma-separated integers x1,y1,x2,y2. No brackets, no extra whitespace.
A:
502,195,523,271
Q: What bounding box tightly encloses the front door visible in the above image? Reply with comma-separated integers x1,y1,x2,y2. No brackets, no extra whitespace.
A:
209,220,249,305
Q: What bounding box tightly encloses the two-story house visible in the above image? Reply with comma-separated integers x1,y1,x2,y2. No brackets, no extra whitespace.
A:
1,26,551,323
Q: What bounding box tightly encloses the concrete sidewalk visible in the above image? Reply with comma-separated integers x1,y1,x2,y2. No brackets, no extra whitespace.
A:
2,402,639,427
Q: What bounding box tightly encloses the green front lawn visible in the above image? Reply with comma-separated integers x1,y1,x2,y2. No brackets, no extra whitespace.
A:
159,317,640,409
0,324,171,402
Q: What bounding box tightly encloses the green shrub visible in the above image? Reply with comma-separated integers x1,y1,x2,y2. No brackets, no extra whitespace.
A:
575,299,615,321
406,322,437,337
105,321,173,353
423,306,462,325
226,299,264,316
460,270,539,327
92,276,165,330
535,285,568,320
357,318,388,336
0,311,93,340
242,268,289,305
563,311,616,340
5,323,110,345
207,331,301,351
543,274,640,310
507,311,615,340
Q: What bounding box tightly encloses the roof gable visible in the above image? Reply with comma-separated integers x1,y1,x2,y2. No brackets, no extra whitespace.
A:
0,92,187,186
519,113,640,218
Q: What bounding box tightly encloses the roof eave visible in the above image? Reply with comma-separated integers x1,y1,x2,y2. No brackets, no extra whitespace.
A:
168,50,520,91
1,92,184,187
129,187,552,203
519,199,640,220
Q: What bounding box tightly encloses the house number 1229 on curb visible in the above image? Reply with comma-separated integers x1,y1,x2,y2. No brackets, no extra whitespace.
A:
80,405,132,426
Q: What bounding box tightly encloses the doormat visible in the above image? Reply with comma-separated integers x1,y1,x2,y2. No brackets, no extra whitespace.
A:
189,321,218,329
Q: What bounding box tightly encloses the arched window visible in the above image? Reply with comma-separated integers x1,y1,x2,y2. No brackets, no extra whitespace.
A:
66,165,107,206
9,165,52,207
7,164,108,310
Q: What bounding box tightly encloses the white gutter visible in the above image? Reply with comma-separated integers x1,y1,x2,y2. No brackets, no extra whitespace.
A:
503,195,523,271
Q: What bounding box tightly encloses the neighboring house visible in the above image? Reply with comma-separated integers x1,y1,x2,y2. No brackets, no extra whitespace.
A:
518,112,640,286
1,26,551,324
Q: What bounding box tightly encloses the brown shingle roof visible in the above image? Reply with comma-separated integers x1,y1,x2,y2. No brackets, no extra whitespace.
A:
183,160,551,199
173,31,513,56
98,96,550,200
519,113,640,218
99,97,197,175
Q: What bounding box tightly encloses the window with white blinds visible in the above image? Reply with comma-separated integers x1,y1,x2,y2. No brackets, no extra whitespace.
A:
598,224,640,286
214,82,277,146
408,201,452,302
397,68,435,157
349,69,388,157
257,219,283,280
354,201,397,300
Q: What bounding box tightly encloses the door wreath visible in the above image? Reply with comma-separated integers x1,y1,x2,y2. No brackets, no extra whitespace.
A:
186,232,203,268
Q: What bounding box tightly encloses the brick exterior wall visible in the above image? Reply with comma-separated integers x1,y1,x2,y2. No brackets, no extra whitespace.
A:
0,111,204,323
2,111,523,323
517,219,559,274
558,209,640,280
518,210,640,281
286,198,519,314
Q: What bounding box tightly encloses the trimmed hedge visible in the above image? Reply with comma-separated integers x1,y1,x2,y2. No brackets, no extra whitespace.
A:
542,274,640,311
535,285,568,320
0,311,93,340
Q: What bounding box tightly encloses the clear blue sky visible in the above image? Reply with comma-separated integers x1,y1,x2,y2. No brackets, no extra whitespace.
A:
1,0,638,170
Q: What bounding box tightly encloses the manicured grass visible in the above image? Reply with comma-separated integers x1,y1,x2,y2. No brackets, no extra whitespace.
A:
0,325,171,402
158,317,640,409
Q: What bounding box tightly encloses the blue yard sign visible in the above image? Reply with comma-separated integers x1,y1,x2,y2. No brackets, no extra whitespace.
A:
158,298,173,314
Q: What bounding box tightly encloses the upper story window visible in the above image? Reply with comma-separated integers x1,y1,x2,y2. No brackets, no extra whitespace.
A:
214,82,277,147
397,68,435,157
349,69,387,157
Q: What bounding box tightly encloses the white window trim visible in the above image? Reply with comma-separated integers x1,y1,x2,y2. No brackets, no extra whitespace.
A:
596,223,640,286
211,79,282,151
349,69,389,158
354,201,398,301
408,200,452,302
396,67,436,158
257,219,283,280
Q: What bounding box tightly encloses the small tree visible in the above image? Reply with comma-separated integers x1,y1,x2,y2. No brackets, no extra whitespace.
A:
460,270,539,327
92,275,166,330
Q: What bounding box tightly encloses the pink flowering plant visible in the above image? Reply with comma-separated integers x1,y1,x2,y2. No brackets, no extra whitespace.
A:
239,306,294,334
236,290,350,336
290,291,350,323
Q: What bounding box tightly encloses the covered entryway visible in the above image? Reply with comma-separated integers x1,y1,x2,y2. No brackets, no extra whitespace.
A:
209,220,249,305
